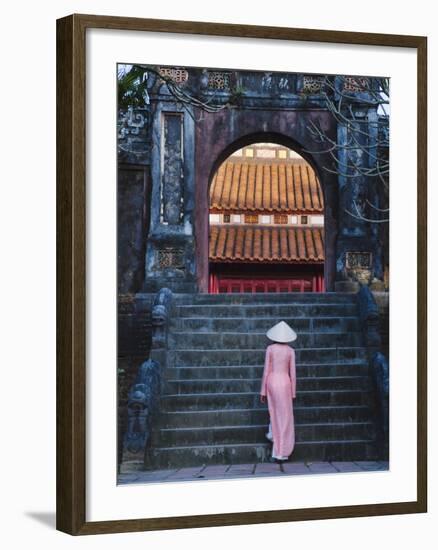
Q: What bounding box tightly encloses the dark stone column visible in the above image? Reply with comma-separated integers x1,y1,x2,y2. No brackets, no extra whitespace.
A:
334,94,385,291
143,101,197,292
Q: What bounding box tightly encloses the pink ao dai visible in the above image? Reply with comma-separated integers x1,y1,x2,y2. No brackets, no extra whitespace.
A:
260,343,296,459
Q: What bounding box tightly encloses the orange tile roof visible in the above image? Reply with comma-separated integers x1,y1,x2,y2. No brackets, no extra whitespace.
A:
210,161,323,213
209,225,324,262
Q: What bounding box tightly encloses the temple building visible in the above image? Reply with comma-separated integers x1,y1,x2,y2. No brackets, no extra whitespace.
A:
208,143,325,293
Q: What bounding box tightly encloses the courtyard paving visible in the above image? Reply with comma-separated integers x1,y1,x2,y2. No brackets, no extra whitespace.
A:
118,460,389,485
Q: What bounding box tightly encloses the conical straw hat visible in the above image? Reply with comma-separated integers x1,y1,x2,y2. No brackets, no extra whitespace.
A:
266,321,297,343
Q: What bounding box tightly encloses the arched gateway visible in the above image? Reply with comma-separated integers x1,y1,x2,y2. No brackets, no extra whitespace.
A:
208,142,326,293
118,67,387,295
194,122,339,294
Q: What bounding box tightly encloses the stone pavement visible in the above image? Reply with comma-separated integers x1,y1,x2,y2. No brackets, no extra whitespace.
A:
118,460,389,485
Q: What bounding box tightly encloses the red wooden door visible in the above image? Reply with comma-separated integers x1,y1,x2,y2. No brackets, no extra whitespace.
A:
209,274,324,293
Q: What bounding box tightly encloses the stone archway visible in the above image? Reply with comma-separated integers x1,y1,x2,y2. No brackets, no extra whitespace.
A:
135,68,387,295
195,122,338,292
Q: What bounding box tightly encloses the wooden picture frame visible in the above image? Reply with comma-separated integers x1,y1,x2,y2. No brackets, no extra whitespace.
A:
56,13,427,535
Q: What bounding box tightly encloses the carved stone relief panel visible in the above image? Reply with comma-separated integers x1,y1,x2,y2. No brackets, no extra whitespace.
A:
157,248,185,269
346,251,372,269
346,251,373,284
117,107,150,164
161,113,184,225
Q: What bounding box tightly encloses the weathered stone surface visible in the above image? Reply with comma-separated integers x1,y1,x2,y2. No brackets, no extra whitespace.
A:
162,113,184,225
132,469,178,483
356,460,389,471
117,460,388,484
122,358,161,460
254,463,282,475
225,464,256,476
118,166,149,294
118,107,150,165
165,466,205,480
331,461,364,472
282,463,312,475
306,462,338,474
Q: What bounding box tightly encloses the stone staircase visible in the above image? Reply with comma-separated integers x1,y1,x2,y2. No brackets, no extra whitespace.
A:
146,292,381,469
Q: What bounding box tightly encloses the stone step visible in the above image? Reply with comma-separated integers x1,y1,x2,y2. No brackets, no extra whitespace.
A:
173,316,361,333
139,290,384,469
146,440,378,468
169,347,368,366
160,389,374,411
176,303,358,318
165,361,370,380
164,376,372,395
169,331,363,349
144,281,197,293
173,292,357,305
158,405,372,428
156,422,376,446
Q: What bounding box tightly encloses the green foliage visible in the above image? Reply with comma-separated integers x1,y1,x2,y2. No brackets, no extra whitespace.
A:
118,65,149,109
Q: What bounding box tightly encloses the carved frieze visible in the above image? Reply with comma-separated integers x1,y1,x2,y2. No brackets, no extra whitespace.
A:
117,106,150,164
158,67,189,85
302,75,325,94
343,76,369,92
118,106,147,138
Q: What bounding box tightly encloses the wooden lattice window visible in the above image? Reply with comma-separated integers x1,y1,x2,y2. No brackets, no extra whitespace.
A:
244,214,259,224
274,214,288,224
223,213,231,223
301,215,308,225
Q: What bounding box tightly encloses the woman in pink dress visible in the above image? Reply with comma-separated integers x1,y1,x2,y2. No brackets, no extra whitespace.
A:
260,321,297,461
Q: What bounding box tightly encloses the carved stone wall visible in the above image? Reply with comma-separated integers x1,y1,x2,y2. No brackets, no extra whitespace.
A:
117,294,154,469
118,106,150,165
118,165,150,294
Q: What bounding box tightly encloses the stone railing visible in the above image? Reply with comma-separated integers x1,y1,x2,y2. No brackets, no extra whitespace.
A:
370,352,389,456
357,284,382,353
357,284,389,458
150,287,174,355
122,288,174,464
122,358,161,460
